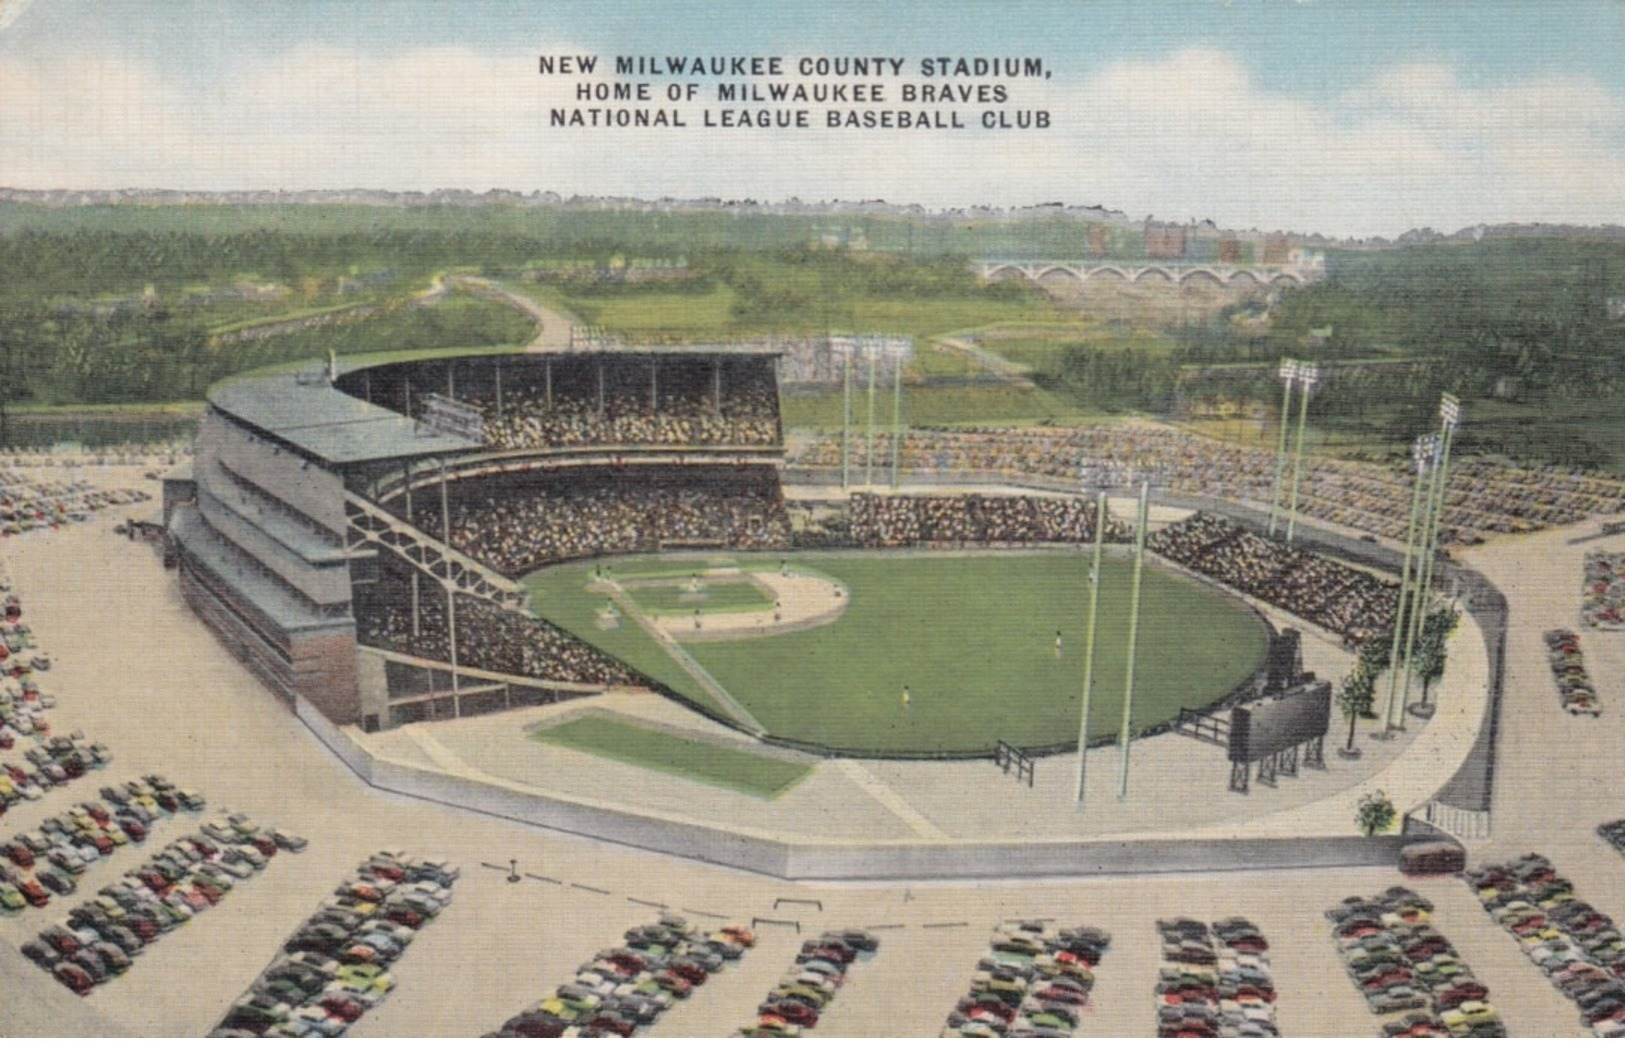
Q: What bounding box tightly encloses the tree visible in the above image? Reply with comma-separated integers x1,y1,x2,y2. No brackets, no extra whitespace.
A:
1414,606,1461,707
1337,665,1376,756
1357,790,1397,836
1355,633,1392,715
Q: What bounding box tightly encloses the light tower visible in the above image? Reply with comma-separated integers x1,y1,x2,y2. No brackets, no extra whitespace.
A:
1382,433,1438,734
1400,394,1461,718
1074,492,1108,807
1283,362,1320,545
1117,482,1151,800
1267,359,1297,538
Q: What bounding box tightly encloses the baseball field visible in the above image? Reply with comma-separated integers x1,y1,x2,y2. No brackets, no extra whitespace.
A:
525,550,1270,757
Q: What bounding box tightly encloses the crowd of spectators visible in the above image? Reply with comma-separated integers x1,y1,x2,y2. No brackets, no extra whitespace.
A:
408,469,792,577
847,493,1126,548
1148,513,1399,643
787,424,1625,545
1582,552,1625,629
472,357,781,451
354,565,636,689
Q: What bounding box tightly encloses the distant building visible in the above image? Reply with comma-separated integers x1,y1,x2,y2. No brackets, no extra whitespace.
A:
1144,222,1188,260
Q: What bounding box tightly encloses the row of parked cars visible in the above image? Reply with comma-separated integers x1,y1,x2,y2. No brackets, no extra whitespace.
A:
25,800,299,995
1327,886,1502,1037
1465,854,1625,1036
1,732,112,820
210,850,449,1038
3,772,199,911
1543,630,1602,716
1152,917,1276,1039
1582,552,1625,630
0,477,150,536
739,927,878,1038
942,920,1109,1038
493,913,754,1038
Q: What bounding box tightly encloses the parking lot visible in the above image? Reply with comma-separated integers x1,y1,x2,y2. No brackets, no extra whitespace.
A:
3,467,1625,1036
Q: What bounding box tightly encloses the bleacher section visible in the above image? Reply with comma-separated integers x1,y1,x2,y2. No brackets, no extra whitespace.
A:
391,466,791,578
1149,513,1399,644
848,492,1125,548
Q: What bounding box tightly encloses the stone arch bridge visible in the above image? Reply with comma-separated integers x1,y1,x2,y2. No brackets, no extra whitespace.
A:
977,260,1326,288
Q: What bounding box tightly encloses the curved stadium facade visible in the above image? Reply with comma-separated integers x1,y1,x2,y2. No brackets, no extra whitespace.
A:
166,347,788,731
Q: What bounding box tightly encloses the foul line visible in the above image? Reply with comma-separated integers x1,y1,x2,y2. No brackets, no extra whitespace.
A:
834,759,950,840
604,582,766,735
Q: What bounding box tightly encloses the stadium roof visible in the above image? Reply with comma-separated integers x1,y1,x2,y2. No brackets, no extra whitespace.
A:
209,369,480,466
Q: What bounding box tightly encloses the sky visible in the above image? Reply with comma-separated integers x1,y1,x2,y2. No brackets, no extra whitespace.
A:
1,0,1622,238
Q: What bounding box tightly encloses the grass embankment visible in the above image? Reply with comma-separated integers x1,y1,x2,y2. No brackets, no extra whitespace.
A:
531,714,811,798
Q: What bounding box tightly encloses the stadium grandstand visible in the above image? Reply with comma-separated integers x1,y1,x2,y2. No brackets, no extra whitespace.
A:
165,345,790,731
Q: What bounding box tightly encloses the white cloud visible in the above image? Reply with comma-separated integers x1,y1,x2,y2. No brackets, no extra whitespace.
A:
0,0,36,35
0,41,1621,237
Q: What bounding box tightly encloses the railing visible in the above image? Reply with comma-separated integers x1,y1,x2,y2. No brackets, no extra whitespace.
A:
1421,800,1491,841
1174,705,1230,747
993,740,1036,787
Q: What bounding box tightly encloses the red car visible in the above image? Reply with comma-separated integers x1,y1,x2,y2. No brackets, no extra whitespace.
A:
53,961,94,995
1437,982,1490,1008
6,842,34,868
344,882,385,903
319,994,366,1023
19,878,50,907
583,1013,636,1038
759,1001,818,1028
653,969,693,998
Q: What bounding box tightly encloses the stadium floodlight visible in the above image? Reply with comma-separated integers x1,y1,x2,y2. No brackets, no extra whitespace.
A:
1402,397,1463,718
1074,494,1108,807
1382,434,1436,733
1267,359,1298,537
1283,363,1321,544
864,347,879,487
1440,393,1461,431
1118,482,1151,801
890,344,905,490
836,338,854,489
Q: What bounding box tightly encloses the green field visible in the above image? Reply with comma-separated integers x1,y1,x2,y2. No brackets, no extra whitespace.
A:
625,579,775,616
526,551,1270,756
531,714,811,798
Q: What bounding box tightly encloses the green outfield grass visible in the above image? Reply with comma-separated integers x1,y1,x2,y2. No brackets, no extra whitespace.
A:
527,550,1269,756
625,579,776,616
531,714,811,798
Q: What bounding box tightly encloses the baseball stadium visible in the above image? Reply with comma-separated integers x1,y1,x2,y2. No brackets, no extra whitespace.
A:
156,325,1501,879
